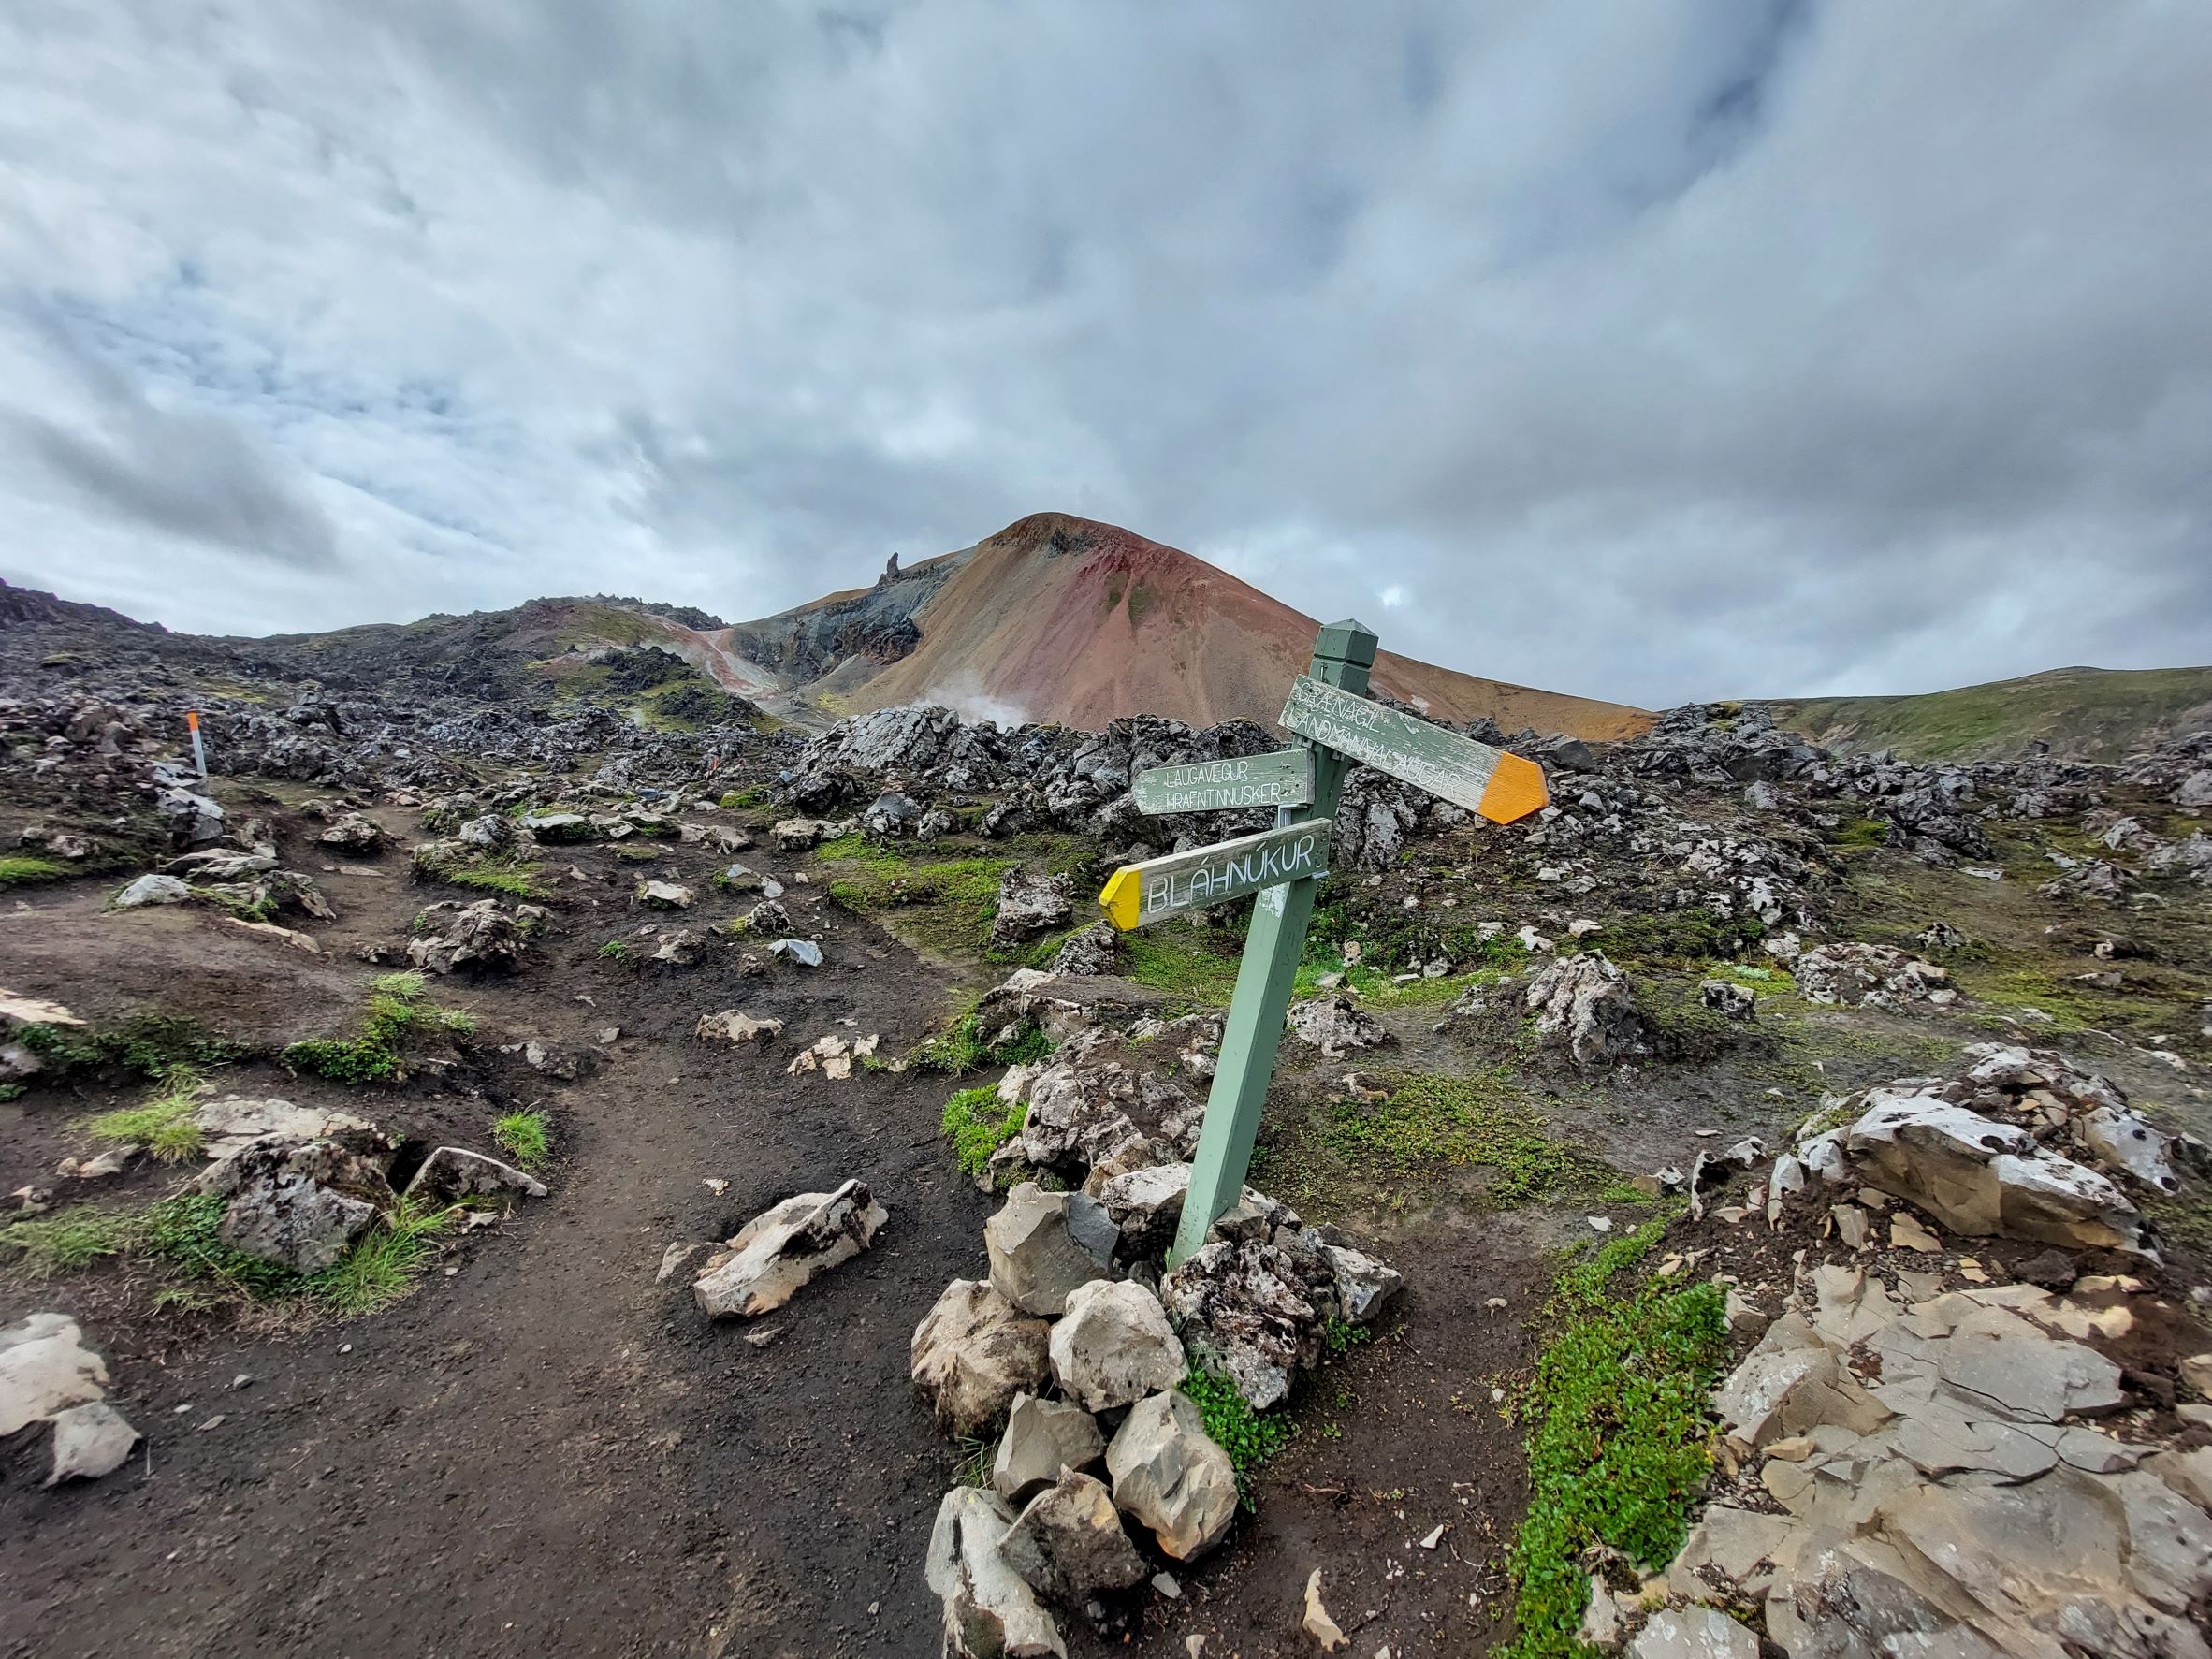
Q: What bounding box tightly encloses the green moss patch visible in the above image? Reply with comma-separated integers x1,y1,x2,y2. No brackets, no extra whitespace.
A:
1500,1222,1729,1658
941,1085,1026,1180
0,854,67,888
283,972,473,1084
1258,1069,1609,1219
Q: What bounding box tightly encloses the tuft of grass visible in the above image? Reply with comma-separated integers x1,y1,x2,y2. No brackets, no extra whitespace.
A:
0,854,66,888
0,1204,138,1277
86,1082,208,1164
1182,1362,1295,1509
940,1086,1026,1181
720,786,772,810
284,973,473,1084
1499,1219,1730,1659
597,939,634,962
305,1199,461,1315
1119,926,1245,1003
910,1006,1055,1078
493,1109,550,1167
953,1434,997,1489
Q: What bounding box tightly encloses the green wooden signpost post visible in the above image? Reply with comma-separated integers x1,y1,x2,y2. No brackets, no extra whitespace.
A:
1096,618,1552,1267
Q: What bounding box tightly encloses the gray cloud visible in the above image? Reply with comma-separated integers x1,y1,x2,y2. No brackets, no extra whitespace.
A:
7,317,338,570
0,0,2206,702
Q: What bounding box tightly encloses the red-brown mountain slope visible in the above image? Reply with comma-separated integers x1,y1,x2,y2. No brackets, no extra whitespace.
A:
765,514,1652,739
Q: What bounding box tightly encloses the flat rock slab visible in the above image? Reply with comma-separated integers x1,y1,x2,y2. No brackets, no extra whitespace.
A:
692,1180,886,1318
0,1314,109,1438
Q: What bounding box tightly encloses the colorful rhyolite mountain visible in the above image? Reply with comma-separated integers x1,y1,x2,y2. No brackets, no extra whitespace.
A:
709,513,1653,738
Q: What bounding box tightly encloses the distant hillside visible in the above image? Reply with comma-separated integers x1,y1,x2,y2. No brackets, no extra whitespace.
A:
721,513,1654,740
1771,665,2212,763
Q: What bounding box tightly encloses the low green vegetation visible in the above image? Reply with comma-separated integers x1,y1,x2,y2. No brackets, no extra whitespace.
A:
0,853,66,888
596,939,634,962
822,833,1094,961
412,840,548,899
910,1007,1055,1077
1115,925,1245,1002
1183,1361,1296,1509
307,1199,462,1315
283,971,473,1084
1259,1069,1608,1219
1773,663,2212,764
0,1204,138,1277
1500,1220,1730,1659
86,1068,210,1162
1597,909,1766,968
4,1188,466,1315
16,1012,245,1083
940,1085,1026,1180
719,786,772,810
493,1109,550,1167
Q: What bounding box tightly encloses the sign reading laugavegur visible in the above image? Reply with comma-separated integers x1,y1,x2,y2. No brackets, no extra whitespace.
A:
1278,675,1549,824
1130,749,1314,815
1099,819,1329,930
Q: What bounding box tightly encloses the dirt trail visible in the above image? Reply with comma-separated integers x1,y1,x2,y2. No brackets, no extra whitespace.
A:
1,806,1548,1658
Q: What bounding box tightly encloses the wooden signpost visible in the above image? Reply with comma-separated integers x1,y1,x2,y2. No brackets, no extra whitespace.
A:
1129,749,1314,815
1097,619,1550,1265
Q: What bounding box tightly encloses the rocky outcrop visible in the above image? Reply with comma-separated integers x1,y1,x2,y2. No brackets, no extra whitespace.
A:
1677,1273,2210,1659
991,867,1075,951
1526,952,1653,1067
691,1181,887,1318
1283,994,1390,1059
1792,943,1955,1010
407,898,541,974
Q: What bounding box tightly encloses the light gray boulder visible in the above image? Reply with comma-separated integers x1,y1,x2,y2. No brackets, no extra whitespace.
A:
1283,994,1390,1058
924,1487,1067,1659
405,1146,547,1204
1104,1390,1238,1562
999,1466,1148,1606
992,1392,1107,1504
1630,1607,1758,1659
1159,1237,1328,1410
192,1096,384,1161
194,1136,398,1273
114,874,192,909
0,1314,109,1437
1049,1279,1185,1413
637,880,692,910
44,1400,140,1486
1096,1162,1191,1258
1322,1243,1404,1327
911,1279,1053,1437
985,1183,1114,1317
768,938,824,968
1525,953,1653,1067
1050,921,1122,977
990,867,1075,951
691,1180,886,1318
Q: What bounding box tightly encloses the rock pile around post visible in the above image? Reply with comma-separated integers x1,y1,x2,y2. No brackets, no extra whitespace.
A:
909,987,1406,1654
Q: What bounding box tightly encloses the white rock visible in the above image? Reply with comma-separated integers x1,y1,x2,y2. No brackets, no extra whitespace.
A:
924,1487,1067,1658
1105,1390,1237,1562
691,1180,886,1318
985,1183,1114,1317
114,874,192,909
1628,1606,1757,1659
1049,1280,1185,1413
0,1314,109,1437
993,1391,1107,1504
911,1280,1052,1438
44,1400,140,1485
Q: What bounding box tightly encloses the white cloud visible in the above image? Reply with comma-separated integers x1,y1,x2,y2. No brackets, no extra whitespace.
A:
1,1,2207,702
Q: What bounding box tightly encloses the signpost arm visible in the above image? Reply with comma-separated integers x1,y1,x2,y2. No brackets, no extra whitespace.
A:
1169,619,1376,1266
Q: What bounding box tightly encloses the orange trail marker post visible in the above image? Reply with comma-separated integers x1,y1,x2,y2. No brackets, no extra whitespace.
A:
1094,619,1551,1266
185,709,209,781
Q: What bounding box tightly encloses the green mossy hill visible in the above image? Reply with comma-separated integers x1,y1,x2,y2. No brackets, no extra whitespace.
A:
1773,664,2212,763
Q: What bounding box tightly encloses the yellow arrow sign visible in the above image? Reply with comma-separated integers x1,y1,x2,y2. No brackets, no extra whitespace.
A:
1099,819,1330,931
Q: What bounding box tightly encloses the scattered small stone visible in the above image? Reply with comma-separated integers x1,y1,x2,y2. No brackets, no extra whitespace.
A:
1302,1568,1348,1652
691,1181,887,1318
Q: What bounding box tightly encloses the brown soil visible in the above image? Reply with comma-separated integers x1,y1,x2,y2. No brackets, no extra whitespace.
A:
0,802,1548,1659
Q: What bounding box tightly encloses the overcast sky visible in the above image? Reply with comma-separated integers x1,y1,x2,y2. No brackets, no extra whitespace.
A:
3,3,2207,706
